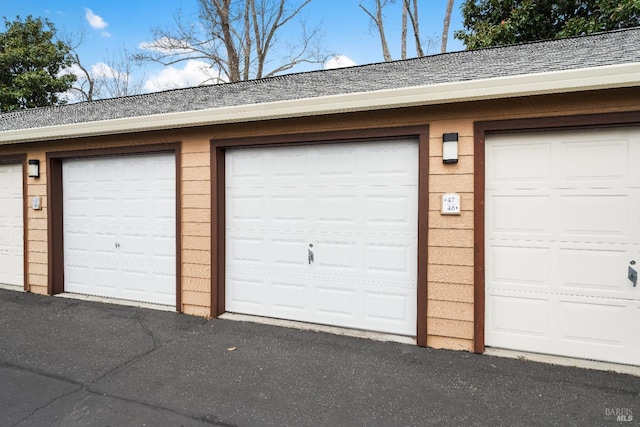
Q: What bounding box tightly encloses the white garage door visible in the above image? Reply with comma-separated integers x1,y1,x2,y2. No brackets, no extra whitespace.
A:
0,163,24,288
63,154,176,306
486,128,640,366
226,140,418,336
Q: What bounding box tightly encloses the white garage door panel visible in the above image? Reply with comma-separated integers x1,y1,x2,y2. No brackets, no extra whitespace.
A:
489,292,638,361
486,128,640,366
0,163,24,287
63,154,176,306
488,293,551,338
490,242,640,300
226,140,418,336
559,246,637,297
227,272,415,334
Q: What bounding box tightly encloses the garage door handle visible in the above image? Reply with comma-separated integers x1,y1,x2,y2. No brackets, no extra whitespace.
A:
629,266,637,287
308,244,314,265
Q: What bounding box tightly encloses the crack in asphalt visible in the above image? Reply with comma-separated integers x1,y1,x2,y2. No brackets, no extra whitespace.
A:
81,311,166,385
9,384,84,427
6,312,229,427
135,312,161,349
83,389,238,427
0,360,84,387
9,381,235,427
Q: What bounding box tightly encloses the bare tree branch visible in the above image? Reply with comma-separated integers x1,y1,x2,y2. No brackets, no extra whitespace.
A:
403,0,423,57
59,30,94,101
69,51,95,101
100,47,147,97
359,0,393,62
61,29,145,102
137,0,323,83
361,0,442,61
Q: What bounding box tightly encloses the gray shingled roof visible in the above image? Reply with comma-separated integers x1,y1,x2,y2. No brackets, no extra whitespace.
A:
1,28,639,132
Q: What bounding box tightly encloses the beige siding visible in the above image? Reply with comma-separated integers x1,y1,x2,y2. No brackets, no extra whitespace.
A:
426,121,475,351
183,208,210,222
429,229,474,248
180,137,211,316
427,335,472,351
183,277,210,293
428,318,474,340
182,304,210,317
428,247,474,266
182,180,210,195
183,166,211,182
429,265,474,285
182,290,211,307
429,282,474,303
182,235,210,251
429,211,473,229
428,300,474,322
182,249,211,265
26,151,47,295
182,263,211,279
429,174,474,193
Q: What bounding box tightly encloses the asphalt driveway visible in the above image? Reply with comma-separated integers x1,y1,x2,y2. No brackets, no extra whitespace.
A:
0,288,638,426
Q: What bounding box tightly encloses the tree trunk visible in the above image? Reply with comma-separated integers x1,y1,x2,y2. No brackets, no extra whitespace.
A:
243,0,252,80
404,0,423,57
216,0,241,81
360,0,392,62
401,1,407,59
441,0,454,53
75,53,94,101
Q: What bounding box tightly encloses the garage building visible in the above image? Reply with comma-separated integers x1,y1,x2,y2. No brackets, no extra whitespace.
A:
1,28,639,366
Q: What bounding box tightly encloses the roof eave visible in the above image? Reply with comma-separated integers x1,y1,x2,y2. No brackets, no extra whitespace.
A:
1,62,638,145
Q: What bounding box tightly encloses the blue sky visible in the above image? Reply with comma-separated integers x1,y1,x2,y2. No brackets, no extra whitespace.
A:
1,0,465,95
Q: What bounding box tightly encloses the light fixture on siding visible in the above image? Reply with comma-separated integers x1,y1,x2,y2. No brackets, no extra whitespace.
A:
443,133,459,164
28,159,40,178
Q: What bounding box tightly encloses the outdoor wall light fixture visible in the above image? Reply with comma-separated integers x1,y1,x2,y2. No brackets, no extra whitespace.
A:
442,133,459,164
28,159,40,178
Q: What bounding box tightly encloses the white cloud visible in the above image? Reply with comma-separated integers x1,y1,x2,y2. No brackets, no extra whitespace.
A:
85,8,108,30
143,60,224,92
324,55,357,69
59,63,81,77
101,31,112,38
91,62,128,80
61,62,126,80
139,37,192,55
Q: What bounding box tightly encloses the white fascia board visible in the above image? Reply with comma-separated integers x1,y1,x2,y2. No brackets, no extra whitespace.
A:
1,62,639,145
